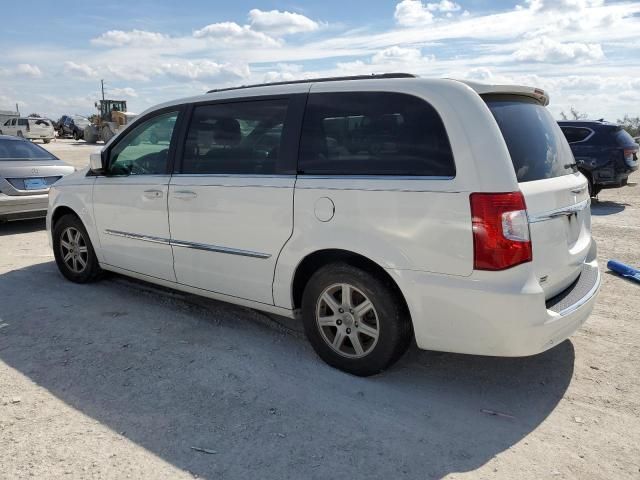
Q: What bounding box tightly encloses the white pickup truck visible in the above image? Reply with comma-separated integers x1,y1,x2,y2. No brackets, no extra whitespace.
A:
0,117,55,143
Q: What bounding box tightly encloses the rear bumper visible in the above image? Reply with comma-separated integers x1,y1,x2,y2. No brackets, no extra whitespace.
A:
594,166,637,188
390,242,600,357
0,192,48,219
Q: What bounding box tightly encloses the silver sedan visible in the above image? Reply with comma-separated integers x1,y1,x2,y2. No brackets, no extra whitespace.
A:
0,135,74,221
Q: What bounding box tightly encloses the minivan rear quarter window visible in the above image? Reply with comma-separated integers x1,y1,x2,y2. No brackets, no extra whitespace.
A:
299,92,455,177
485,95,578,182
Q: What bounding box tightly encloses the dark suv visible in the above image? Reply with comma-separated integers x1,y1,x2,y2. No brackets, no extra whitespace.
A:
57,115,90,140
559,120,638,196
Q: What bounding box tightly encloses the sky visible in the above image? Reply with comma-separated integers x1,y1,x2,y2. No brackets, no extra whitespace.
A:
1,0,639,121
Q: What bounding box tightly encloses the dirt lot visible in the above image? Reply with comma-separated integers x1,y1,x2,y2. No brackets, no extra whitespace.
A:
0,139,638,479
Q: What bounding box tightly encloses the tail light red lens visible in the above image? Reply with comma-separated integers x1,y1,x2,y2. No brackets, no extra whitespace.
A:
470,192,532,271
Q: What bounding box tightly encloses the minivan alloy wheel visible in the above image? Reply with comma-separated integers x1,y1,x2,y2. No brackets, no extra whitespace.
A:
316,283,380,358
60,226,89,273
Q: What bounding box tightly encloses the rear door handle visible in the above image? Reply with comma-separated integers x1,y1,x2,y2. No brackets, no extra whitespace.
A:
143,189,163,199
173,190,197,200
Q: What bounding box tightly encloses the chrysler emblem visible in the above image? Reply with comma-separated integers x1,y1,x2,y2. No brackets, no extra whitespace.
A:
31,168,39,174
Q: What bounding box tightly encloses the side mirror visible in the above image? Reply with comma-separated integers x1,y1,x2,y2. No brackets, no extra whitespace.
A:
89,152,105,174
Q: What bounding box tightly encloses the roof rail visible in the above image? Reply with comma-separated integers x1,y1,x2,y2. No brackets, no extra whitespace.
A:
206,73,417,94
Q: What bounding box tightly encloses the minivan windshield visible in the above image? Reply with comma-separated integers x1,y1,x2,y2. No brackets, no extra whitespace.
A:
485,95,578,182
0,138,57,160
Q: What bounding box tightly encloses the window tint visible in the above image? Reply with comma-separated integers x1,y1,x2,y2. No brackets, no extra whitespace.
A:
0,138,57,160
181,99,288,175
3,120,10,126
18,119,28,126
485,95,578,182
298,92,455,177
561,127,591,143
108,111,178,175
33,119,51,126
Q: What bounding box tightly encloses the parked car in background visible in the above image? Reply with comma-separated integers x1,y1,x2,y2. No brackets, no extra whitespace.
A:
47,75,600,376
58,115,90,140
0,117,55,143
0,135,74,221
559,120,639,197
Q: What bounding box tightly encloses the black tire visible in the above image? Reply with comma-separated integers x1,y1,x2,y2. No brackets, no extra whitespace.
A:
52,214,102,283
17,131,24,138
43,139,51,144
301,263,412,376
73,130,79,141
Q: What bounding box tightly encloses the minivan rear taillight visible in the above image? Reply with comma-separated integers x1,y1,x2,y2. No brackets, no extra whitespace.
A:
470,192,532,271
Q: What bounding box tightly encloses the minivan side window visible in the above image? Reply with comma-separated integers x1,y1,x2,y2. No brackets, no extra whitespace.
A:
181,99,289,175
108,111,178,176
298,92,456,177
18,119,28,126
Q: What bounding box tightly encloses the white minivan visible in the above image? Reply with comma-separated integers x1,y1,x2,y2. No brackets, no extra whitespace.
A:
0,117,55,143
47,74,600,376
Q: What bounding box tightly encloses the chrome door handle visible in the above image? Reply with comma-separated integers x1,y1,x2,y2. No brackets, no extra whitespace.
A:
143,189,163,199
173,190,197,200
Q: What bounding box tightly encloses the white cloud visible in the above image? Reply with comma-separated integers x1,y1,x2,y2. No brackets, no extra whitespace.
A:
262,63,305,83
109,87,138,98
395,0,434,26
17,64,42,77
106,65,152,82
1,64,42,78
92,29,168,47
161,60,250,81
427,0,461,12
514,37,604,63
63,61,97,79
464,67,494,81
193,22,280,46
338,46,434,74
525,0,604,12
248,9,320,35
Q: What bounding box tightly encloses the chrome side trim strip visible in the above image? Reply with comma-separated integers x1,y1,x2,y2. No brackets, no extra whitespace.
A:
104,229,170,245
104,229,271,259
169,239,271,259
528,199,590,224
557,267,601,317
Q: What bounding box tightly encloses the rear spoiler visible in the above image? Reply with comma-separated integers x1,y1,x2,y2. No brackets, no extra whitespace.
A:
454,80,550,106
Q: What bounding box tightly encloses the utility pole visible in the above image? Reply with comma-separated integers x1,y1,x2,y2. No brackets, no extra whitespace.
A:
15,103,19,116
101,79,105,102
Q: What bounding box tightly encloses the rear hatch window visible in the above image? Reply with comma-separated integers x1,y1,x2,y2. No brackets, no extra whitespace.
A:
484,95,577,182
613,127,638,147
0,139,57,160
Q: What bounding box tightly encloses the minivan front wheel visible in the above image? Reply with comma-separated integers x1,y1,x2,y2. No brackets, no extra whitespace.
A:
53,214,102,283
301,263,412,376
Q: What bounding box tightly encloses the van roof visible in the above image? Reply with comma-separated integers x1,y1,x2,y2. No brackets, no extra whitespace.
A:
204,74,549,105
143,74,549,117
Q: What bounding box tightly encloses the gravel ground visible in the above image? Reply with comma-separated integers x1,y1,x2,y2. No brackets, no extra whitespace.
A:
0,139,638,479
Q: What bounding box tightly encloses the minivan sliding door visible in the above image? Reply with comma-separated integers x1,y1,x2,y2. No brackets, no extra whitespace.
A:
168,94,305,304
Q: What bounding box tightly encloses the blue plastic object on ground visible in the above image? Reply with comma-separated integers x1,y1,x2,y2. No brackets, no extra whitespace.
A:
607,260,640,284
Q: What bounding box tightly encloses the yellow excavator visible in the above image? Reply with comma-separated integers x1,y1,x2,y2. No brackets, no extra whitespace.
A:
83,99,137,143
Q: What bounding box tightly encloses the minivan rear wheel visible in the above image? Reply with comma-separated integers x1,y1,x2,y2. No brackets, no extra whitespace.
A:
53,214,102,283
301,263,412,376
